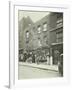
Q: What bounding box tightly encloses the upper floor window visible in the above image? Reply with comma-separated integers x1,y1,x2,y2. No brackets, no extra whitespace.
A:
56,31,63,43
28,23,31,26
57,13,63,19
38,40,42,47
38,37,42,47
56,19,63,27
26,31,29,38
43,22,47,31
57,19,63,23
37,25,41,33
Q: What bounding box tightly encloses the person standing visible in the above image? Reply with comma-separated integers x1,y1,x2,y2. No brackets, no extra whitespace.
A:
23,52,27,62
32,53,35,63
46,52,50,65
20,53,24,62
50,55,53,65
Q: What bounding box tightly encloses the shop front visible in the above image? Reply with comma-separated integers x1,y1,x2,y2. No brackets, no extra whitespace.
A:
51,42,63,65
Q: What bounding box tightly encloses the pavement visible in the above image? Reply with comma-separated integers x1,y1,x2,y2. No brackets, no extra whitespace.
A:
18,62,60,79
19,62,58,72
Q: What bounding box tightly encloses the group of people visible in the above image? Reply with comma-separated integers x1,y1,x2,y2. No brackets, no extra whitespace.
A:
19,52,35,63
19,51,53,65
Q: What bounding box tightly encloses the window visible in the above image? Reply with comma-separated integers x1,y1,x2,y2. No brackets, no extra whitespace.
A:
43,22,47,31
33,27,35,29
56,19,63,27
43,35,48,45
37,25,41,33
38,40,42,47
38,38,42,47
26,31,29,38
28,24,31,26
57,19,63,23
43,35,47,39
56,31,63,43
57,13,63,19
26,40,29,43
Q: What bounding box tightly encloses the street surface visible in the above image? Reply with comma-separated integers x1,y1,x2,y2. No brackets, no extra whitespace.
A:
18,63,61,79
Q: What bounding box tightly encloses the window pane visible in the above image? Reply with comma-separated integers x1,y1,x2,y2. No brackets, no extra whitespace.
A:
26,31,29,38
38,40,42,46
56,19,63,23
57,22,62,27
43,23,47,31
38,26,41,33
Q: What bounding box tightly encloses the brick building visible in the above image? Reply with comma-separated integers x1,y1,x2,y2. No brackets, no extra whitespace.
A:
49,13,63,64
19,12,63,64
